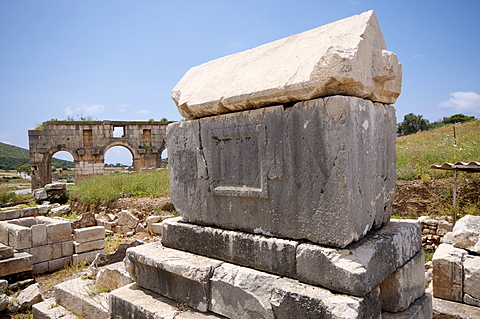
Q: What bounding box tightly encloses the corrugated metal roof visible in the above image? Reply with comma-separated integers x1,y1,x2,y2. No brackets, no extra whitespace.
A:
430,161,480,172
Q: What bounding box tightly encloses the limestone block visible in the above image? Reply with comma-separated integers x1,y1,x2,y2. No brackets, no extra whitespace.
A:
0,222,8,244
210,263,279,319
54,277,109,319
62,240,74,256
30,245,53,264
44,183,66,190
8,282,43,312
33,261,49,275
73,226,105,243
72,249,105,264
31,223,47,247
150,222,163,235
37,204,51,215
0,243,13,260
162,217,298,277
432,243,467,302
74,239,105,254
110,284,224,319
0,252,33,277
450,215,480,253
380,251,425,312
118,210,139,229
8,224,31,249
32,298,77,319
49,204,70,217
33,188,47,200
48,256,71,272
5,209,20,220
96,265,133,291
45,220,71,244
0,211,5,221
168,95,396,248
172,11,401,120
52,242,63,259
21,207,38,218
465,293,480,307
17,217,36,227
437,220,453,236
127,242,223,312
297,219,420,296
463,255,480,304
433,295,480,318
382,293,432,319
271,278,381,319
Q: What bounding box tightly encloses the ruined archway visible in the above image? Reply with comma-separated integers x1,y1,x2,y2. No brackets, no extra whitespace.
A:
29,120,171,189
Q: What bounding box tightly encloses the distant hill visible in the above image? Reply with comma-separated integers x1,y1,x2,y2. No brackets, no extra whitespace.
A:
0,142,74,170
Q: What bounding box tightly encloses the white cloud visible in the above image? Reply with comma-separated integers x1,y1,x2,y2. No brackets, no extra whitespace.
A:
439,91,480,114
137,109,150,114
413,54,426,59
65,104,105,116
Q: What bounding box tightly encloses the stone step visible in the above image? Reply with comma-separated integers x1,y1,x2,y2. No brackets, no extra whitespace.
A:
32,298,77,319
0,252,33,277
126,243,384,318
110,283,225,318
433,295,480,318
162,217,422,297
54,277,109,319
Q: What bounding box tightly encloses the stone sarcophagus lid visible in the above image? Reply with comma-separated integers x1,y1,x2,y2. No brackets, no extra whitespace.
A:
168,10,399,248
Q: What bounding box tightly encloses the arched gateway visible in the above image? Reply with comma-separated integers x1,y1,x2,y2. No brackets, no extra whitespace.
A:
28,120,171,189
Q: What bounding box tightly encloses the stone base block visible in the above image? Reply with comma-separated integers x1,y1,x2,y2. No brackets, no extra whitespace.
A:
297,219,421,296
0,243,14,260
72,249,105,264
433,295,480,318
382,293,432,319
162,217,298,277
210,263,279,319
168,95,396,248
126,243,418,319
0,252,33,277
73,226,105,243
74,239,105,254
110,284,224,319
380,251,425,312
54,277,109,319
432,243,467,302
271,278,381,319
32,297,77,319
127,242,223,312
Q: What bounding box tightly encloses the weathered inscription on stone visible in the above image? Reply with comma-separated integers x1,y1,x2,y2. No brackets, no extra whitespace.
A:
210,124,267,198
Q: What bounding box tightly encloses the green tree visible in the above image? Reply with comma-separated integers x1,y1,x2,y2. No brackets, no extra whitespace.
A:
442,114,476,125
397,113,431,136
15,163,31,174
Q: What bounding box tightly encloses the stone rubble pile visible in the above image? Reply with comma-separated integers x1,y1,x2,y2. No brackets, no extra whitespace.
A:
432,215,480,316
110,10,431,319
418,216,453,251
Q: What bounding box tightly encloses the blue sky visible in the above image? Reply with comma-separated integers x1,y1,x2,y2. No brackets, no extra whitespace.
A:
1,0,479,165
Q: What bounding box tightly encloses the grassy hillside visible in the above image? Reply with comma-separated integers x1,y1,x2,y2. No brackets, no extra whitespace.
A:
396,120,480,180
0,142,74,170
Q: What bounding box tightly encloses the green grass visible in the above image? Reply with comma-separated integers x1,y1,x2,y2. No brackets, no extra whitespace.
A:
396,120,480,180
70,169,170,205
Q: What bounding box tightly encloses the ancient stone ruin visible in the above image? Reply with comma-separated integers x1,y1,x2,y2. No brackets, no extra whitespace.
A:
28,120,170,189
110,11,432,318
431,215,480,316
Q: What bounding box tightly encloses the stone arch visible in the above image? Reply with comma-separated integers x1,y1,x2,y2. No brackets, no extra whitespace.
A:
41,146,79,186
28,120,171,189
102,141,138,169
